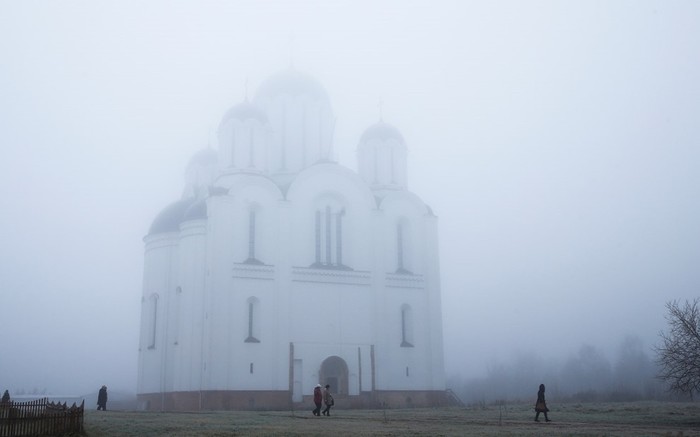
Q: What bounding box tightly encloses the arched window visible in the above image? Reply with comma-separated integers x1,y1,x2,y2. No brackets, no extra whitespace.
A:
245,297,260,343
400,304,414,348
396,219,412,274
148,293,159,349
312,203,348,269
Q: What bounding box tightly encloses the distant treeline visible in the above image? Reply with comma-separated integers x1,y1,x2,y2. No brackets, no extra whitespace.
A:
448,336,689,404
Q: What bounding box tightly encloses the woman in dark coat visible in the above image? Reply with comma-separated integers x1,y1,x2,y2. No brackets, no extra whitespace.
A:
97,385,108,411
534,383,551,422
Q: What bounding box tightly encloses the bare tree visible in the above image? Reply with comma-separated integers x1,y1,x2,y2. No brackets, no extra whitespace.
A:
656,299,700,398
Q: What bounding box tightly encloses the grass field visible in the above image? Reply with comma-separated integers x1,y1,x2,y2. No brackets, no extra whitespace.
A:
84,401,700,436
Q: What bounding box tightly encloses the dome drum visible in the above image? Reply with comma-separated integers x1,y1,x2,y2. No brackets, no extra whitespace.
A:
357,122,408,190
254,70,336,174
218,119,269,174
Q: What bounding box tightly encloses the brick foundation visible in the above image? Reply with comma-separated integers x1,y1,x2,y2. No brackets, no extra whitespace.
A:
137,390,450,411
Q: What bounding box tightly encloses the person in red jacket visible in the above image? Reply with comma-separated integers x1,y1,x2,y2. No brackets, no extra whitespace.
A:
312,384,322,416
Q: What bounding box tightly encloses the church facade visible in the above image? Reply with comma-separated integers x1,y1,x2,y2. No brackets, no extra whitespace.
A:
136,69,446,411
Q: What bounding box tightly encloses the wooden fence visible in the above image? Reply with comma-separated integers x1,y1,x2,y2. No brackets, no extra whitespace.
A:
0,398,84,436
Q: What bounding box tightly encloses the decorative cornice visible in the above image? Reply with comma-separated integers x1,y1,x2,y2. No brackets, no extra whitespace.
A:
143,233,179,251
232,263,275,280
292,266,371,286
229,265,425,288
385,272,425,289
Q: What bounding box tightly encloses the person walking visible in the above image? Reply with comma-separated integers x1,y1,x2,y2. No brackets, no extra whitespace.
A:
534,383,551,422
322,384,334,416
312,384,323,416
97,385,108,411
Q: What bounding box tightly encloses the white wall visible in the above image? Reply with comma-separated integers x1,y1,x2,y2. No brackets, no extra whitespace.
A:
138,162,445,396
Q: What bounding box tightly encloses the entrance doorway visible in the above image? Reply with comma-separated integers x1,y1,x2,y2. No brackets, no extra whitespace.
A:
319,356,349,395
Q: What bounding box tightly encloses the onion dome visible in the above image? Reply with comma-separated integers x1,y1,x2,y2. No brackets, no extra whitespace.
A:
219,101,268,129
183,198,207,221
360,121,405,144
254,69,331,102
186,147,217,169
148,197,198,235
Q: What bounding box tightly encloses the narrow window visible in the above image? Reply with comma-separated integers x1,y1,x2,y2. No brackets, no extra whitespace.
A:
311,204,349,270
396,221,412,274
148,294,159,349
248,301,253,336
335,209,344,266
325,205,332,265
406,366,409,377
401,305,414,348
173,287,182,345
248,209,256,260
249,125,255,167
397,223,404,272
401,309,407,345
245,298,260,343
315,210,321,264
244,208,263,265
250,363,254,374
138,296,145,351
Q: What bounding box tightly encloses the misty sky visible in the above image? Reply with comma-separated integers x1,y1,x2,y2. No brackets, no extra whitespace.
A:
1,1,699,396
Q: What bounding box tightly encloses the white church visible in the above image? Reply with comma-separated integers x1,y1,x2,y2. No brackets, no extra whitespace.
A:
136,69,446,411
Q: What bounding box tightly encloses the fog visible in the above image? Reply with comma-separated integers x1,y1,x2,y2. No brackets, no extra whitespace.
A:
1,1,699,399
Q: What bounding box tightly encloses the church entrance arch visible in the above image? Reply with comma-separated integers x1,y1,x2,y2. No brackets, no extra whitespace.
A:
319,356,349,395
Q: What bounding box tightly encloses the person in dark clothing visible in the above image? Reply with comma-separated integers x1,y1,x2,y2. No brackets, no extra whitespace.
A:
534,383,551,422
97,385,108,411
321,384,334,416
1,390,10,403
312,384,322,416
